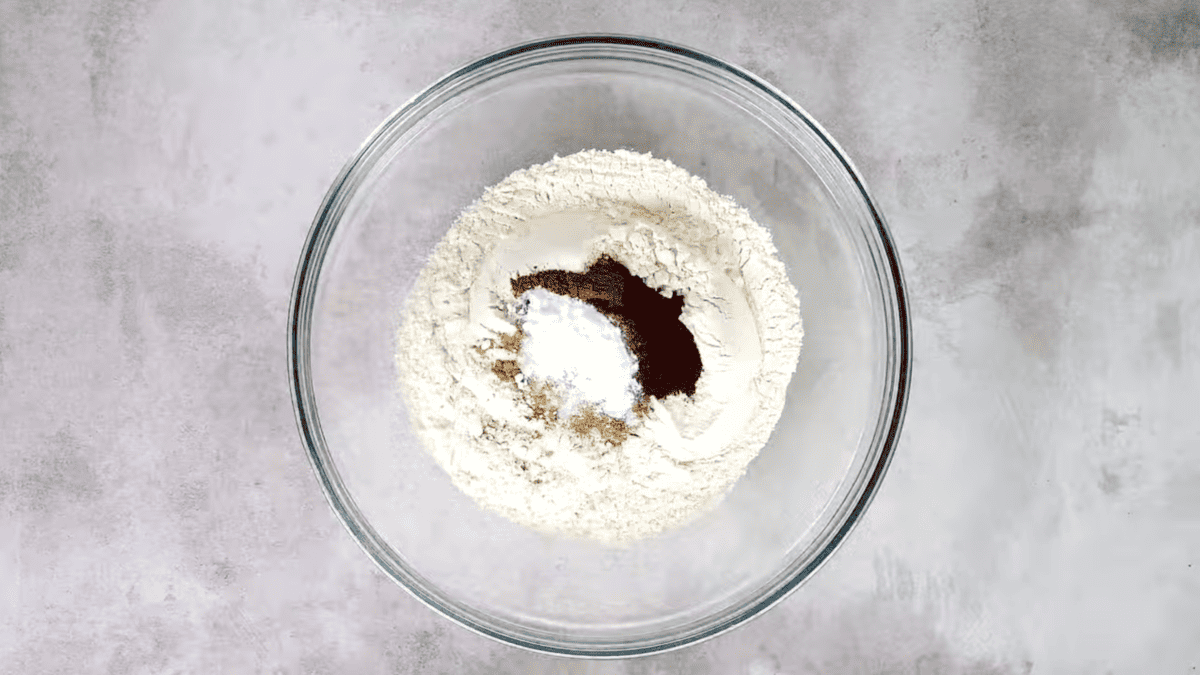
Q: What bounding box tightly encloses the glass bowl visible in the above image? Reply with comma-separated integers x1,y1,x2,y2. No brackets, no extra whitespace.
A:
288,35,910,657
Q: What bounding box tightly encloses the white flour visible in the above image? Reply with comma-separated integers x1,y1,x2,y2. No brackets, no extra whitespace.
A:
395,150,803,543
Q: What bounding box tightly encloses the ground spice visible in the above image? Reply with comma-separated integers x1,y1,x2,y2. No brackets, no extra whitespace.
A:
568,406,631,445
490,359,520,382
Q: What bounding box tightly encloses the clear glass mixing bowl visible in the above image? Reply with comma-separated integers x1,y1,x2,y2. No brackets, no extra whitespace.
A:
288,35,910,657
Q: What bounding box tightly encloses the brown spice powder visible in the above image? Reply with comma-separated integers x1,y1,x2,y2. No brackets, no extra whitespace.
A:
491,359,520,382
497,328,524,353
525,382,560,424
476,327,525,356
632,396,651,419
568,406,630,445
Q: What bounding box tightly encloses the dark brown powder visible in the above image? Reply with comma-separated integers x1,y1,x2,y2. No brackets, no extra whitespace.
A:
511,255,703,398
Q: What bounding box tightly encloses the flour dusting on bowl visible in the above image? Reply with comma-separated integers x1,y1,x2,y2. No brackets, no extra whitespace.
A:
395,149,803,543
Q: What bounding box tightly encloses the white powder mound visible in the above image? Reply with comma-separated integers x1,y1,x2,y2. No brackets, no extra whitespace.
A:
516,288,641,420
395,149,803,544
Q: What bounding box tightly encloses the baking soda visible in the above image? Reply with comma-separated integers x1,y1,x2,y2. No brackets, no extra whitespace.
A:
516,288,640,420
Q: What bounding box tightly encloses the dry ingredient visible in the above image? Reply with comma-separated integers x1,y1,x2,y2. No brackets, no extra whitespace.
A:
395,149,803,543
512,254,704,400
515,288,639,420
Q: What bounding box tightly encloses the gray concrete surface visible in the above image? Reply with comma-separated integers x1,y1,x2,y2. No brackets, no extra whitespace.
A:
2,0,1198,672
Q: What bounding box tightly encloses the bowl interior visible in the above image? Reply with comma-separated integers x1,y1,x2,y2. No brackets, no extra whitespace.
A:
296,38,905,656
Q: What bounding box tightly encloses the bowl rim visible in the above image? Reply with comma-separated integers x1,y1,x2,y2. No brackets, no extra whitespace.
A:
287,33,912,658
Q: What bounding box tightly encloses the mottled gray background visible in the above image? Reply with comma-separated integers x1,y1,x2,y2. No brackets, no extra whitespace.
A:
1,0,1198,672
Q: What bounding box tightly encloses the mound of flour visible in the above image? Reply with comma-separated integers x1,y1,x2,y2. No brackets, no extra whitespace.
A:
395,149,802,543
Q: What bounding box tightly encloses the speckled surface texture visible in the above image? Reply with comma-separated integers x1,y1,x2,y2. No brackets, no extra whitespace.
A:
2,1,1198,672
